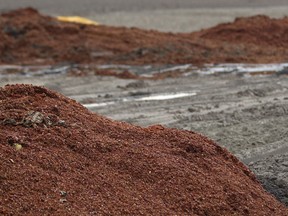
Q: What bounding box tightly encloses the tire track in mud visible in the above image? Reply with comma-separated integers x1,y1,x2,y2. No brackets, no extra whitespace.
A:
243,145,288,164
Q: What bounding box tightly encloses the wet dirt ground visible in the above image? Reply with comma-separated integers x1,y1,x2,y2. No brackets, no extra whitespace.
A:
1,68,287,206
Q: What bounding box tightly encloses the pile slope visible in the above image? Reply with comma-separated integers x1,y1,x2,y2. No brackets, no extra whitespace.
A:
199,15,288,47
0,84,287,215
1,8,288,65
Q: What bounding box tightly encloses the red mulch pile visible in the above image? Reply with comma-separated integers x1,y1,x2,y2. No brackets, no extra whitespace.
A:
199,15,288,47
0,84,287,215
1,8,288,65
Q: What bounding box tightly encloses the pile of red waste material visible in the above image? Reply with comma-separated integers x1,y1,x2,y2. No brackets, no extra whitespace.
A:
1,8,288,65
0,84,287,215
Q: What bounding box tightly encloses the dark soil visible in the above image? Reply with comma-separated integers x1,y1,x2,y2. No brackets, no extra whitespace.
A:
1,8,288,65
0,84,287,215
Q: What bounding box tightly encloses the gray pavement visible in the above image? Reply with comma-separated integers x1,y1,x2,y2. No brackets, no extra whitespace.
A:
0,0,287,14
91,7,288,32
1,1,287,32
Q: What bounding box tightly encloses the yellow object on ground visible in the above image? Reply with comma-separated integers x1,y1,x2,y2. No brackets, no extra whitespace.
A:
14,143,22,151
56,16,99,25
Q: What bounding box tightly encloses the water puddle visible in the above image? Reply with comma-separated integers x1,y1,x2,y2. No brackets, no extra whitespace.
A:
197,63,288,75
0,65,70,77
82,92,197,108
133,92,196,101
1,63,287,78
83,101,116,108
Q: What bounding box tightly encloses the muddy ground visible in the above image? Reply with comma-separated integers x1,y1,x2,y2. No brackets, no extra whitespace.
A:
1,68,287,206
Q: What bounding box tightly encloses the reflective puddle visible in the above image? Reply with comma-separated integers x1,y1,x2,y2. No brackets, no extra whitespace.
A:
83,92,197,108
1,63,287,78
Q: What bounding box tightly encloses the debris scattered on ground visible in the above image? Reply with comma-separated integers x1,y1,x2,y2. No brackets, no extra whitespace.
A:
1,110,65,128
0,84,287,215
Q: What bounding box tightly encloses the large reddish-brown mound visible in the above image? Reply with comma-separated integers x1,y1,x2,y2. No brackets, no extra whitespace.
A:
0,84,287,215
199,15,288,47
1,8,288,65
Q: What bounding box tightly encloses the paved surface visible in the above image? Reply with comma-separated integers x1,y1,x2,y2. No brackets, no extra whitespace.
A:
91,7,288,32
1,0,288,32
0,0,287,14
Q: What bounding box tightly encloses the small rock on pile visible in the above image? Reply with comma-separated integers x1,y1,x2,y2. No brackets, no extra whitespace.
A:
0,84,287,215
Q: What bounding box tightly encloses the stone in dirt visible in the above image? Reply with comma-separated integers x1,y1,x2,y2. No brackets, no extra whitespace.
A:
0,84,287,215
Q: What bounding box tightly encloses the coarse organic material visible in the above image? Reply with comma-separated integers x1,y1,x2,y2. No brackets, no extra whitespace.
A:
1,8,288,65
0,84,287,215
